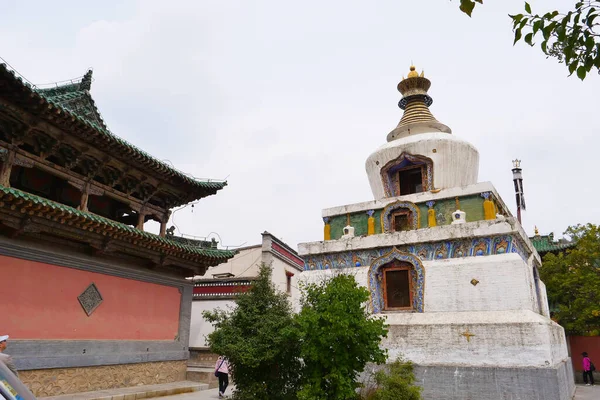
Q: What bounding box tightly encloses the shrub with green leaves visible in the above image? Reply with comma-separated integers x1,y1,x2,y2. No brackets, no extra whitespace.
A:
296,273,388,400
203,263,301,400
365,358,422,400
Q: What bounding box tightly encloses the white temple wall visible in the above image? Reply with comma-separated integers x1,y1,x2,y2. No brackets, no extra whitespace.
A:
383,311,568,368
365,132,479,199
189,299,236,348
538,280,551,318
423,254,538,313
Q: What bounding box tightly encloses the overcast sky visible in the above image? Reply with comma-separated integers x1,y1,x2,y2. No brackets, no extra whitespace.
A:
1,0,598,250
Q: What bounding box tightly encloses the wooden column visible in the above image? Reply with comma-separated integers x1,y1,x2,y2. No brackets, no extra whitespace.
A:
137,212,146,231
80,186,90,212
0,149,15,187
159,210,172,237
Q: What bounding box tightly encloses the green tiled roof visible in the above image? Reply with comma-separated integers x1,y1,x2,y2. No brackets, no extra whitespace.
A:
0,64,227,199
0,184,236,261
530,234,576,255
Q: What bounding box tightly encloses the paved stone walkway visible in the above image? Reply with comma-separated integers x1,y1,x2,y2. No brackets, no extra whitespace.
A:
573,384,597,400
156,384,595,400
39,382,595,400
39,381,208,400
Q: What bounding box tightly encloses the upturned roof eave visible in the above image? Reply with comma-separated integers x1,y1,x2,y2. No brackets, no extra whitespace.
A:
0,64,226,200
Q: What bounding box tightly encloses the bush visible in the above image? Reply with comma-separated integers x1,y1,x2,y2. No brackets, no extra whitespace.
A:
363,358,422,400
203,263,301,400
296,273,388,400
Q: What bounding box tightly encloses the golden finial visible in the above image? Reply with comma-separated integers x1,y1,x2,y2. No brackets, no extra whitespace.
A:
407,65,419,78
455,197,460,210
534,226,539,235
420,70,425,78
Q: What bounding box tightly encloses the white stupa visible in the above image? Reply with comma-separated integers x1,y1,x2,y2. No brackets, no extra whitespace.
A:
295,66,574,400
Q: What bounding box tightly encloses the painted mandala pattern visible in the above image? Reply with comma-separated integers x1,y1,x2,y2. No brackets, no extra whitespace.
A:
303,235,527,271
368,249,425,314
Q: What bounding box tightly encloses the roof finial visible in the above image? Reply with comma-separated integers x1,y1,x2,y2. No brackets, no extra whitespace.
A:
387,64,451,142
534,226,539,235
80,69,93,91
407,65,419,78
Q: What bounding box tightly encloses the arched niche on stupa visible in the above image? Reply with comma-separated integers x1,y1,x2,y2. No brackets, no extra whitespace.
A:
368,248,425,314
381,200,420,233
380,152,433,197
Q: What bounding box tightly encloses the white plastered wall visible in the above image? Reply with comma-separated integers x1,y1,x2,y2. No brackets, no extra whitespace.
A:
365,132,479,199
189,299,236,348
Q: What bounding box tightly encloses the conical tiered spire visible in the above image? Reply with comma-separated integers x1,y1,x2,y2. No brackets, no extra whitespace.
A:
387,66,451,142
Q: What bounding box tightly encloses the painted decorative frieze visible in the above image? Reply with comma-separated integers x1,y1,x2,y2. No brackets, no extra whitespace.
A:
303,234,527,271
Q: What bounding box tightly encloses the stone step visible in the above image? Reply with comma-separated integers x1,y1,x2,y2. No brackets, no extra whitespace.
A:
186,367,219,389
187,361,216,368
39,381,208,400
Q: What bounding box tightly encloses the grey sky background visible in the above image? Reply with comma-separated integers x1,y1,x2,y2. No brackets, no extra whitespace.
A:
1,0,598,250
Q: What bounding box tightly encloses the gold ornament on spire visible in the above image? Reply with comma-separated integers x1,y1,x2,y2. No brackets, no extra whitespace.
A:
407,65,419,78
387,64,452,142
534,226,539,235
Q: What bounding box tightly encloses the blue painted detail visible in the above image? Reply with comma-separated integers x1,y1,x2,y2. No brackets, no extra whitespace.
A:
303,235,527,271
368,249,425,314
381,200,420,232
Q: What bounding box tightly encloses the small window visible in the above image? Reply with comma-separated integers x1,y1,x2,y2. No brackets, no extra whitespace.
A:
398,166,423,195
392,211,411,232
383,265,413,310
286,274,292,294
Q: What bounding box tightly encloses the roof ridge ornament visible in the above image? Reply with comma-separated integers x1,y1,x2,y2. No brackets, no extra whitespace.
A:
386,65,452,142
79,69,93,91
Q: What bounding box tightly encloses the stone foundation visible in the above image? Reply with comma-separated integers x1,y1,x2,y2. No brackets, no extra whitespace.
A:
412,359,575,400
19,360,187,397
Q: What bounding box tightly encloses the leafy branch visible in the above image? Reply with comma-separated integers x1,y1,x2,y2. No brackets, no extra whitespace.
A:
456,1,600,80
510,1,600,80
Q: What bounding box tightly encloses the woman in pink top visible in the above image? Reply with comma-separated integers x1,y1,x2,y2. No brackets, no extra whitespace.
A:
215,356,230,397
582,352,595,386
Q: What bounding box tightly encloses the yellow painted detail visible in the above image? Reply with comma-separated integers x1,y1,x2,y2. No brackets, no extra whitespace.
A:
483,198,496,220
324,223,331,241
367,217,375,235
428,208,437,227
407,65,419,78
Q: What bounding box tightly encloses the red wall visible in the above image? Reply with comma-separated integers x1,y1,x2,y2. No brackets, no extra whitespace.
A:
2,255,181,340
569,336,600,371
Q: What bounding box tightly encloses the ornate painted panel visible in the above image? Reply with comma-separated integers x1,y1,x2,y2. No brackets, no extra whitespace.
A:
303,234,528,271
368,249,425,313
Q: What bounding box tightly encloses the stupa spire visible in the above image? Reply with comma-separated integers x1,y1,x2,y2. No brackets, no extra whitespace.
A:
387,65,451,142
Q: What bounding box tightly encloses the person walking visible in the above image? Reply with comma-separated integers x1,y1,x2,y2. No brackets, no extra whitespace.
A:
0,335,18,377
582,352,595,386
214,356,229,398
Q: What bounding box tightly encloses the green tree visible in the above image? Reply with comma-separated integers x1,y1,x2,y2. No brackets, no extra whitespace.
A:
365,358,422,400
539,224,600,335
457,1,600,80
203,263,301,400
296,273,388,400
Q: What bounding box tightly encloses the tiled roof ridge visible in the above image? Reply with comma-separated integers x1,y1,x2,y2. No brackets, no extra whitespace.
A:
0,63,227,195
0,183,236,260
530,233,577,254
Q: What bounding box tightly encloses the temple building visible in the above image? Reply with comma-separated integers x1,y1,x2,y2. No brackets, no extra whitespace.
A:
0,64,235,396
186,232,303,387
296,66,574,400
530,227,577,257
